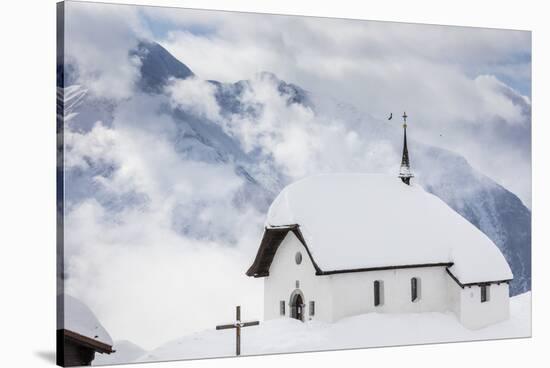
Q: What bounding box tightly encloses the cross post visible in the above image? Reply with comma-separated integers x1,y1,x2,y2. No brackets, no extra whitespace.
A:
216,306,260,356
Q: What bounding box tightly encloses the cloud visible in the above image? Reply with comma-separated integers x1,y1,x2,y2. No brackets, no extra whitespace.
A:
474,75,527,125
64,2,149,99
166,77,221,121
63,2,532,202
149,7,531,204
64,198,263,350
166,72,397,185
63,88,265,348
64,122,119,171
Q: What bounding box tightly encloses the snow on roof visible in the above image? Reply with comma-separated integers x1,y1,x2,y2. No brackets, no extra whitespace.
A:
61,294,113,347
266,174,512,284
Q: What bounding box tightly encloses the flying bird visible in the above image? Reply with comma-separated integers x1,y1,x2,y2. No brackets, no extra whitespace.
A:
388,113,393,120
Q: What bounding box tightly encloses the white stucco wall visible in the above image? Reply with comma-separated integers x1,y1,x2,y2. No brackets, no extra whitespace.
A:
458,283,510,329
330,266,450,320
263,232,333,322
262,232,510,329
447,273,462,317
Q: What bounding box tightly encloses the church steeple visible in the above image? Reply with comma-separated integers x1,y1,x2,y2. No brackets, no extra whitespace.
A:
398,112,414,185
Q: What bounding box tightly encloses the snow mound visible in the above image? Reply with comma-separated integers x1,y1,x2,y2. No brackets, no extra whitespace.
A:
267,174,512,284
133,292,530,363
93,340,145,366
61,294,113,346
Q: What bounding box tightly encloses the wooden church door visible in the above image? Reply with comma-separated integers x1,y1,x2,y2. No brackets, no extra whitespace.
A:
291,294,304,321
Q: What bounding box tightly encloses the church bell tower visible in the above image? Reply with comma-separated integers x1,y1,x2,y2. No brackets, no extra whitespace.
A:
398,112,414,185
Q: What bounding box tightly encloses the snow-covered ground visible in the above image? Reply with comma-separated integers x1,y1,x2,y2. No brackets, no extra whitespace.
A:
94,292,530,365
93,340,146,366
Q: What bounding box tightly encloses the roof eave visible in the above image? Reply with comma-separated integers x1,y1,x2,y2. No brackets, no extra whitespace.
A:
445,268,513,289
318,262,454,275
62,329,113,354
246,227,513,287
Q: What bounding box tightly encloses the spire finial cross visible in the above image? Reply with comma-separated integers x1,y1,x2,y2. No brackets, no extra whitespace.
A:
398,111,413,184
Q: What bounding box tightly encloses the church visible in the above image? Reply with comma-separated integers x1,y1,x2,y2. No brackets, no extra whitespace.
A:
246,113,513,330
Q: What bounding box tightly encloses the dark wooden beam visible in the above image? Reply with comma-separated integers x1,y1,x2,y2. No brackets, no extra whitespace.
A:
241,321,260,327
445,268,512,288
318,262,454,275
62,329,113,354
216,324,235,330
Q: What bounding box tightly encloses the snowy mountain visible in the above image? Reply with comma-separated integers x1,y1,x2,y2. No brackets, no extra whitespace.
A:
58,41,530,295
416,147,531,294
130,41,194,93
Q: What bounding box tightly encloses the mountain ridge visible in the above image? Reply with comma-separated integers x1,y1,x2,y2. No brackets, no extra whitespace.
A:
59,41,530,295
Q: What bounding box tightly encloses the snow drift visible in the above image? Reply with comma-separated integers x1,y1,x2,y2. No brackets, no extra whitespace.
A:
121,292,530,364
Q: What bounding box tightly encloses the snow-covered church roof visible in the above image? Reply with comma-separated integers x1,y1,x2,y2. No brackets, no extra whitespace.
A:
253,174,512,284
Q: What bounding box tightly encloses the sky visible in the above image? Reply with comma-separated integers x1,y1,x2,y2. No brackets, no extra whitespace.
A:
61,1,531,350
150,9,532,205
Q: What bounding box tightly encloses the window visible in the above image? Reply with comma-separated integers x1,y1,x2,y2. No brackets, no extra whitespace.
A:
309,301,315,316
280,300,286,316
295,252,302,265
481,285,490,303
411,277,420,302
374,280,383,306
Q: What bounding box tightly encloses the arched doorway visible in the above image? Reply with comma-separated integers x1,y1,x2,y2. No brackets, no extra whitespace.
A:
290,290,305,322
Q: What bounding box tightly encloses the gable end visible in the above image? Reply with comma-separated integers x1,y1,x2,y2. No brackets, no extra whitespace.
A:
246,225,322,277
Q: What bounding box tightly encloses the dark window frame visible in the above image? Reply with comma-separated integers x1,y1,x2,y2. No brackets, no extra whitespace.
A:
481,285,489,303
411,277,419,302
280,300,286,315
309,301,315,316
374,280,382,306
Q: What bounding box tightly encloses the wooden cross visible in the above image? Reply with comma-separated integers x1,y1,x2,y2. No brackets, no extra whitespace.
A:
216,306,259,356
